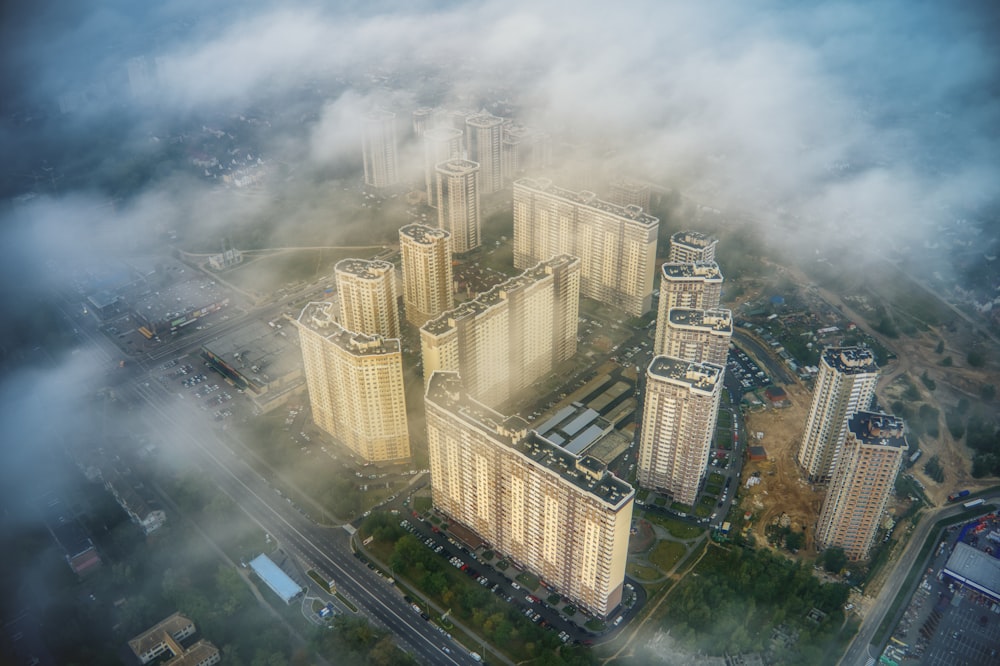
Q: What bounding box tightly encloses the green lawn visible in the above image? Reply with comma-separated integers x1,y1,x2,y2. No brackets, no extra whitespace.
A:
643,512,704,539
649,541,687,572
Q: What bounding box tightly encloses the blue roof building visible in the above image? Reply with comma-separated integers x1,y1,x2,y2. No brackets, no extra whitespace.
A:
249,554,304,604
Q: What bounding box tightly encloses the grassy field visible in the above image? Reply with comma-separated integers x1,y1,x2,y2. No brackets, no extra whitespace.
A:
643,511,704,539
649,541,687,571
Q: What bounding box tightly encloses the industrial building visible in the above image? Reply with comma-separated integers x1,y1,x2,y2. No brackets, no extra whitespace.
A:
942,542,1000,604
131,279,230,337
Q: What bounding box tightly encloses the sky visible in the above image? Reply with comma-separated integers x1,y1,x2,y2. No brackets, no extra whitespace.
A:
0,0,998,657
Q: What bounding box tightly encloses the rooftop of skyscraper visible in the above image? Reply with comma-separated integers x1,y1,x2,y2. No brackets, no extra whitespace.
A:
660,261,724,281
671,230,717,249
400,223,450,244
514,178,659,227
647,355,723,392
822,346,878,374
423,126,463,141
364,108,395,122
296,302,400,355
848,411,907,449
465,111,503,128
334,258,394,280
426,371,634,508
667,307,733,332
435,158,480,175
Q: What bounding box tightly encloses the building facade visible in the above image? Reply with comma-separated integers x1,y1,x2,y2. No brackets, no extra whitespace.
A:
425,371,634,618
654,307,733,366
361,109,399,189
513,178,659,316
607,179,651,212
465,111,504,194
421,255,580,408
294,303,410,463
657,261,723,315
423,126,463,207
797,347,879,483
668,230,718,263
637,356,724,505
399,224,454,327
815,412,906,560
436,158,482,254
334,258,400,339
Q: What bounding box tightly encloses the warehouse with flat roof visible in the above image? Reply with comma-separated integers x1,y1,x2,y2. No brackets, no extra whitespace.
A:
249,554,304,604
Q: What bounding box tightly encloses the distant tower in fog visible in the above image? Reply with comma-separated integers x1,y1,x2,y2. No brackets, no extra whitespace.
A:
399,224,454,327
436,159,482,253
334,259,399,339
423,127,464,208
361,109,399,188
607,179,651,212
465,112,504,194
669,230,718,263
412,107,433,137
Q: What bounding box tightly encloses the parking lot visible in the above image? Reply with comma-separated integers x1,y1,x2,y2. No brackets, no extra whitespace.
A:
727,345,772,393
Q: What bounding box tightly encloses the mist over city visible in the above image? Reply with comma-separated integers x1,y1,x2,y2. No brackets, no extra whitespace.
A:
2,1,999,665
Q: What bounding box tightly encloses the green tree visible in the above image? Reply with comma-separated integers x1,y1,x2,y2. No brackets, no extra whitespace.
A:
821,547,847,574
785,530,804,551
968,350,986,367
935,340,945,354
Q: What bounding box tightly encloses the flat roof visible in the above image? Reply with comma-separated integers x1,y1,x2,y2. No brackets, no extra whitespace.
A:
426,372,633,509
514,177,658,227
848,411,907,449
132,278,228,324
400,223,450,245
822,346,878,375
334,258,394,280
249,554,303,603
435,158,480,175
201,319,301,386
296,302,400,355
423,126,463,141
943,542,1000,601
647,356,724,393
466,112,503,128
670,230,717,250
661,261,723,281
667,307,733,332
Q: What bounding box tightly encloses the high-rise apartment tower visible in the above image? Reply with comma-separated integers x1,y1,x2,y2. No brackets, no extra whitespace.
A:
797,347,879,483
668,230,718,263
637,356,723,505
361,109,399,188
465,112,503,194
513,178,659,316
815,412,906,560
423,127,463,207
399,224,454,327
657,262,724,329
436,159,482,254
294,302,409,462
655,307,733,366
334,259,399,340
425,371,633,617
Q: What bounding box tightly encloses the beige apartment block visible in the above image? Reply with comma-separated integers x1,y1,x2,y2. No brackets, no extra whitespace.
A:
797,347,879,483
399,224,454,327
637,356,723,506
335,258,399,339
816,412,906,560
607,179,651,212
361,109,399,188
668,230,718,263
423,126,463,207
465,111,504,194
425,371,634,618
654,307,733,366
657,261,724,317
420,255,580,408
513,178,659,316
294,302,410,463
436,158,482,254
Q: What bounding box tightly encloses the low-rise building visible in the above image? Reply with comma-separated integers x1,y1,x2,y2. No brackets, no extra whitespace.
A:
128,613,220,666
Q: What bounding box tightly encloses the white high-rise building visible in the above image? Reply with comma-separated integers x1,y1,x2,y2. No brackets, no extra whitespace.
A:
655,307,733,366
816,412,906,560
657,262,724,321
335,259,399,339
423,127,463,207
361,109,399,188
436,158,482,254
425,371,633,617
797,347,879,483
513,178,659,316
421,255,580,408
294,303,409,463
399,224,454,327
465,112,504,194
669,230,718,263
637,356,723,505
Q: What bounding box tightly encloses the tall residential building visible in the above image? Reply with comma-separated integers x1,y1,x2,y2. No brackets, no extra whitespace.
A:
294,302,410,462
657,261,724,335
513,178,659,316
815,412,906,560
797,347,879,483
335,259,400,339
411,107,433,137
669,230,718,263
421,255,580,408
501,124,527,184
423,127,463,207
607,179,651,212
436,158,482,253
425,371,634,617
399,224,454,327
655,307,733,366
637,356,723,505
361,109,399,188
465,112,504,194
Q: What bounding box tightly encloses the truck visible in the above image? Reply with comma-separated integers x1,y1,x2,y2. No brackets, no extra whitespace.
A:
963,498,985,509
948,490,971,502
